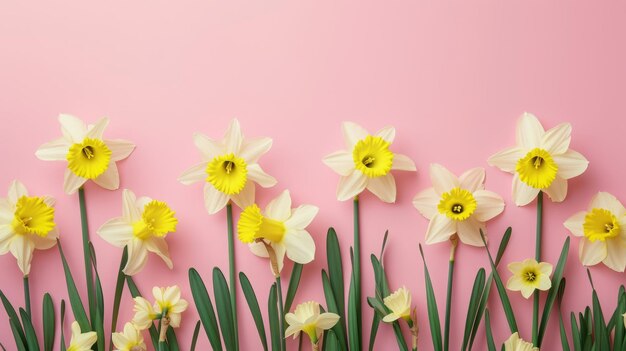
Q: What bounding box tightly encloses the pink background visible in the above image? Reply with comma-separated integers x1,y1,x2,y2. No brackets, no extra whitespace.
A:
1,2,625,350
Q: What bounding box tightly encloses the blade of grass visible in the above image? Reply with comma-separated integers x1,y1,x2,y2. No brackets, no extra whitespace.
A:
239,272,268,351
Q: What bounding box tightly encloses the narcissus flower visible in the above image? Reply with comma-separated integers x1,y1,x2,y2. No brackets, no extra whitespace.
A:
35,114,135,194
67,321,98,351
0,181,59,276
238,190,318,275
504,332,538,351
382,286,412,323
488,113,588,206
506,258,552,299
132,286,188,331
97,189,177,276
178,119,277,214
564,192,626,272
285,301,340,343
112,322,146,351
322,122,416,203
413,164,504,246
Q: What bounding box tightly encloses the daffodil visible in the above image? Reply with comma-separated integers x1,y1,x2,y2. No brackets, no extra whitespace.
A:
322,122,416,203
113,322,146,351
132,286,188,331
285,301,340,346
504,332,539,351
488,112,588,206
178,119,277,214
67,321,98,351
506,258,553,299
97,189,177,276
0,180,59,276
131,296,157,330
237,190,318,275
382,286,412,323
413,164,505,246
563,192,626,272
35,114,135,194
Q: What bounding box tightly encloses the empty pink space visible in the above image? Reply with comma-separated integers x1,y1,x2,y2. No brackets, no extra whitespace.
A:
1,1,625,350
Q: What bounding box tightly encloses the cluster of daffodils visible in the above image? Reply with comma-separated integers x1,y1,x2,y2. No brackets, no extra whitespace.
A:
285,301,340,349
132,286,189,342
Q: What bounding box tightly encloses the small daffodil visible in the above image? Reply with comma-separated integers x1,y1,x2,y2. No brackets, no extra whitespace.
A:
132,286,188,331
97,189,177,276
564,192,626,272
112,322,146,351
504,332,539,351
67,321,98,351
131,296,157,330
413,164,505,246
488,112,588,206
35,114,135,194
323,122,416,203
178,119,277,214
506,258,553,299
0,181,59,276
382,286,412,323
285,301,340,346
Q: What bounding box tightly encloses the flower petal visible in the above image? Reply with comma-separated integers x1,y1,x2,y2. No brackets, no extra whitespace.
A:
413,187,439,220
285,205,319,230
247,163,277,188
265,190,292,221
0,224,13,254
512,173,540,206
459,168,485,193
336,171,367,201
543,176,568,203
579,239,607,267
541,122,571,155
8,180,29,204
85,117,110,140
564,211,586,237
98,218,133,247
93,162,120,190
473,190,505,222
63,169,88,195
178,162,208,185
590,192,626,216
224,119,243,154
323,151,355,176
424,213,456,245
123,239,149,276
0,199,12,223
230,181,255,210
194,133,222,160
391,153,416,171
487,147,525,173
553,150,588,180
342,122,369,149
365,173,396,203
316,313,340,330
516,112,544,149
31,227,59,250
122,189,141,222
603,240,626,272
376,126,395,143
35,137,70,161
506,275,524,291
382,314,400,323
59,114,87,143
240,137,272,164
430,164,459,195
248,241,269,258
284,229,315,264
457,217,485,246
203,183,230,214
107,139,136,161
10,235,35,276
273,242,286,275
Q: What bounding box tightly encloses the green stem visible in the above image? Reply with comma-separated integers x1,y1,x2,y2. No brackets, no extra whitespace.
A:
532,192,543,345
78,187,96,323
23,276,31,317
110,248,128,351
354,197,362,349
277,276,286,351
444,236,458,351
226,203,239,350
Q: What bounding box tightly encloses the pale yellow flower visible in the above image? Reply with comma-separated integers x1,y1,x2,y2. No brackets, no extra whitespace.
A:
382,286,412,323
285,301,340,343
504,332,539,351
97,189,177,276
488,113,588,206
0,180,59,276
178,119,276,214
564,192,626,272
112,322,146,351
35,114,135,194
152,286,189,328
67,321,97,351
506,258,552,299
322,122,416,203
238,190,318,275
131,297,157,330
413,164,505,246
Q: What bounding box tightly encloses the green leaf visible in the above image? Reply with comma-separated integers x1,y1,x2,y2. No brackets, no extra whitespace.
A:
484,309,496,351
126,275,162,350
43,293,55,351
166,328,180,351
462,268,485,351
190,321,201,351
494,227,512,266
268,284,281,351
326,228,348,350
537,237,570,347
556,278,570,351
348,247,362,351
284,263,303,315
592,290,610,350
57,240,90,332
188,268,223,351
109,247,128,351
60,300,66,351
614,286,625,349
322,270,348,349
239,272,268,351
419,244,443,351
213,267,236,351
89,243,106,351
19,308,40,351
0,290,26,348
9,318,27,351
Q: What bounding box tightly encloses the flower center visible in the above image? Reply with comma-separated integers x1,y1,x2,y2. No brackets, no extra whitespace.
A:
352,135,394,178
583,208,621,242
522,268,539,285
515,148,558,189
437,187,477,221
11,196,55,237
132,200,178,240
237,204,286,244
206,153,248,195
302,323,318,343
66,137,112,179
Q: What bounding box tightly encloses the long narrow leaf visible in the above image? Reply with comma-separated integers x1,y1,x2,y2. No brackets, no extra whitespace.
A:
188,269,222,351
109,247,128,351
268,284,280,351
57,240,90,331
484,309,496,351
0,290,26,347
239,272,268,351
60,300,66,351
19,308,40,351
326,228,348,350
614,286,625,349
9,319,27,351
570,312,581,351
419,244,443,351
556,279,570,351
322,270,348,349
42,293,55,351
347,248,361,351
213,268,236,351
462,268,485,351
284,263,303,314
89,243,105,351
592,290,610,350
537,237,570,346
190,321,201,351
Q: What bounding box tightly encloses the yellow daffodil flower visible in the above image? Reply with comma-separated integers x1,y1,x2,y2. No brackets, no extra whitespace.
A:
0,180,59,276
322,122,416,203
67,321,98,351
237,190,318,275
285,301,340,344
113,322,146,351
178,119,277,214
131,296,157,330
564,192,626,272
382,286,412,323
97,189,177,276
413,164,505,246
506,258,553,299
488,113,588,206
35,114,135,194
504,332,539,351
132,286,188,331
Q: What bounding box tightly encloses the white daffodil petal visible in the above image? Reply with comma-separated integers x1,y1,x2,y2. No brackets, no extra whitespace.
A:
541,122,571,155
122,189,141,222
8,180,29,204
86,117,110,139
107,139,136,161
240,137,272,164
342,122,369,149
230,181,255,210
487,147,525,173
425,213,456,245
316,313,341,329
247,163,277,188
543,176,568,203
265,190,292,221
224,119,243,154
123,239,149,276
0,199,12,223
193,133,222,160
285,205,319,230
203,183,230,214
459,168,485,193
512,173,540,206
0,225,13,253
284,229,315,264
59,114,87,142
322,151,355,176
603,240,626,272
146,237,173,269
412,187,439,220
579,239,607,266
336,172,367,201
366,173,396,203
31,227,59,250
590,192,625,216
273,243,286,275
391,153,416,171
553,150,589,180
179,162,208,185
382,314,400,323
64,169,88,195
516,112,544,149
564,211,586,237
248,241,270,258
93,162,120,190
473,190,505,222
430,164,459,195
35,137,70,161
10,235,35,276
376,126,396,143
457,217,485,246
97,218,134,247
